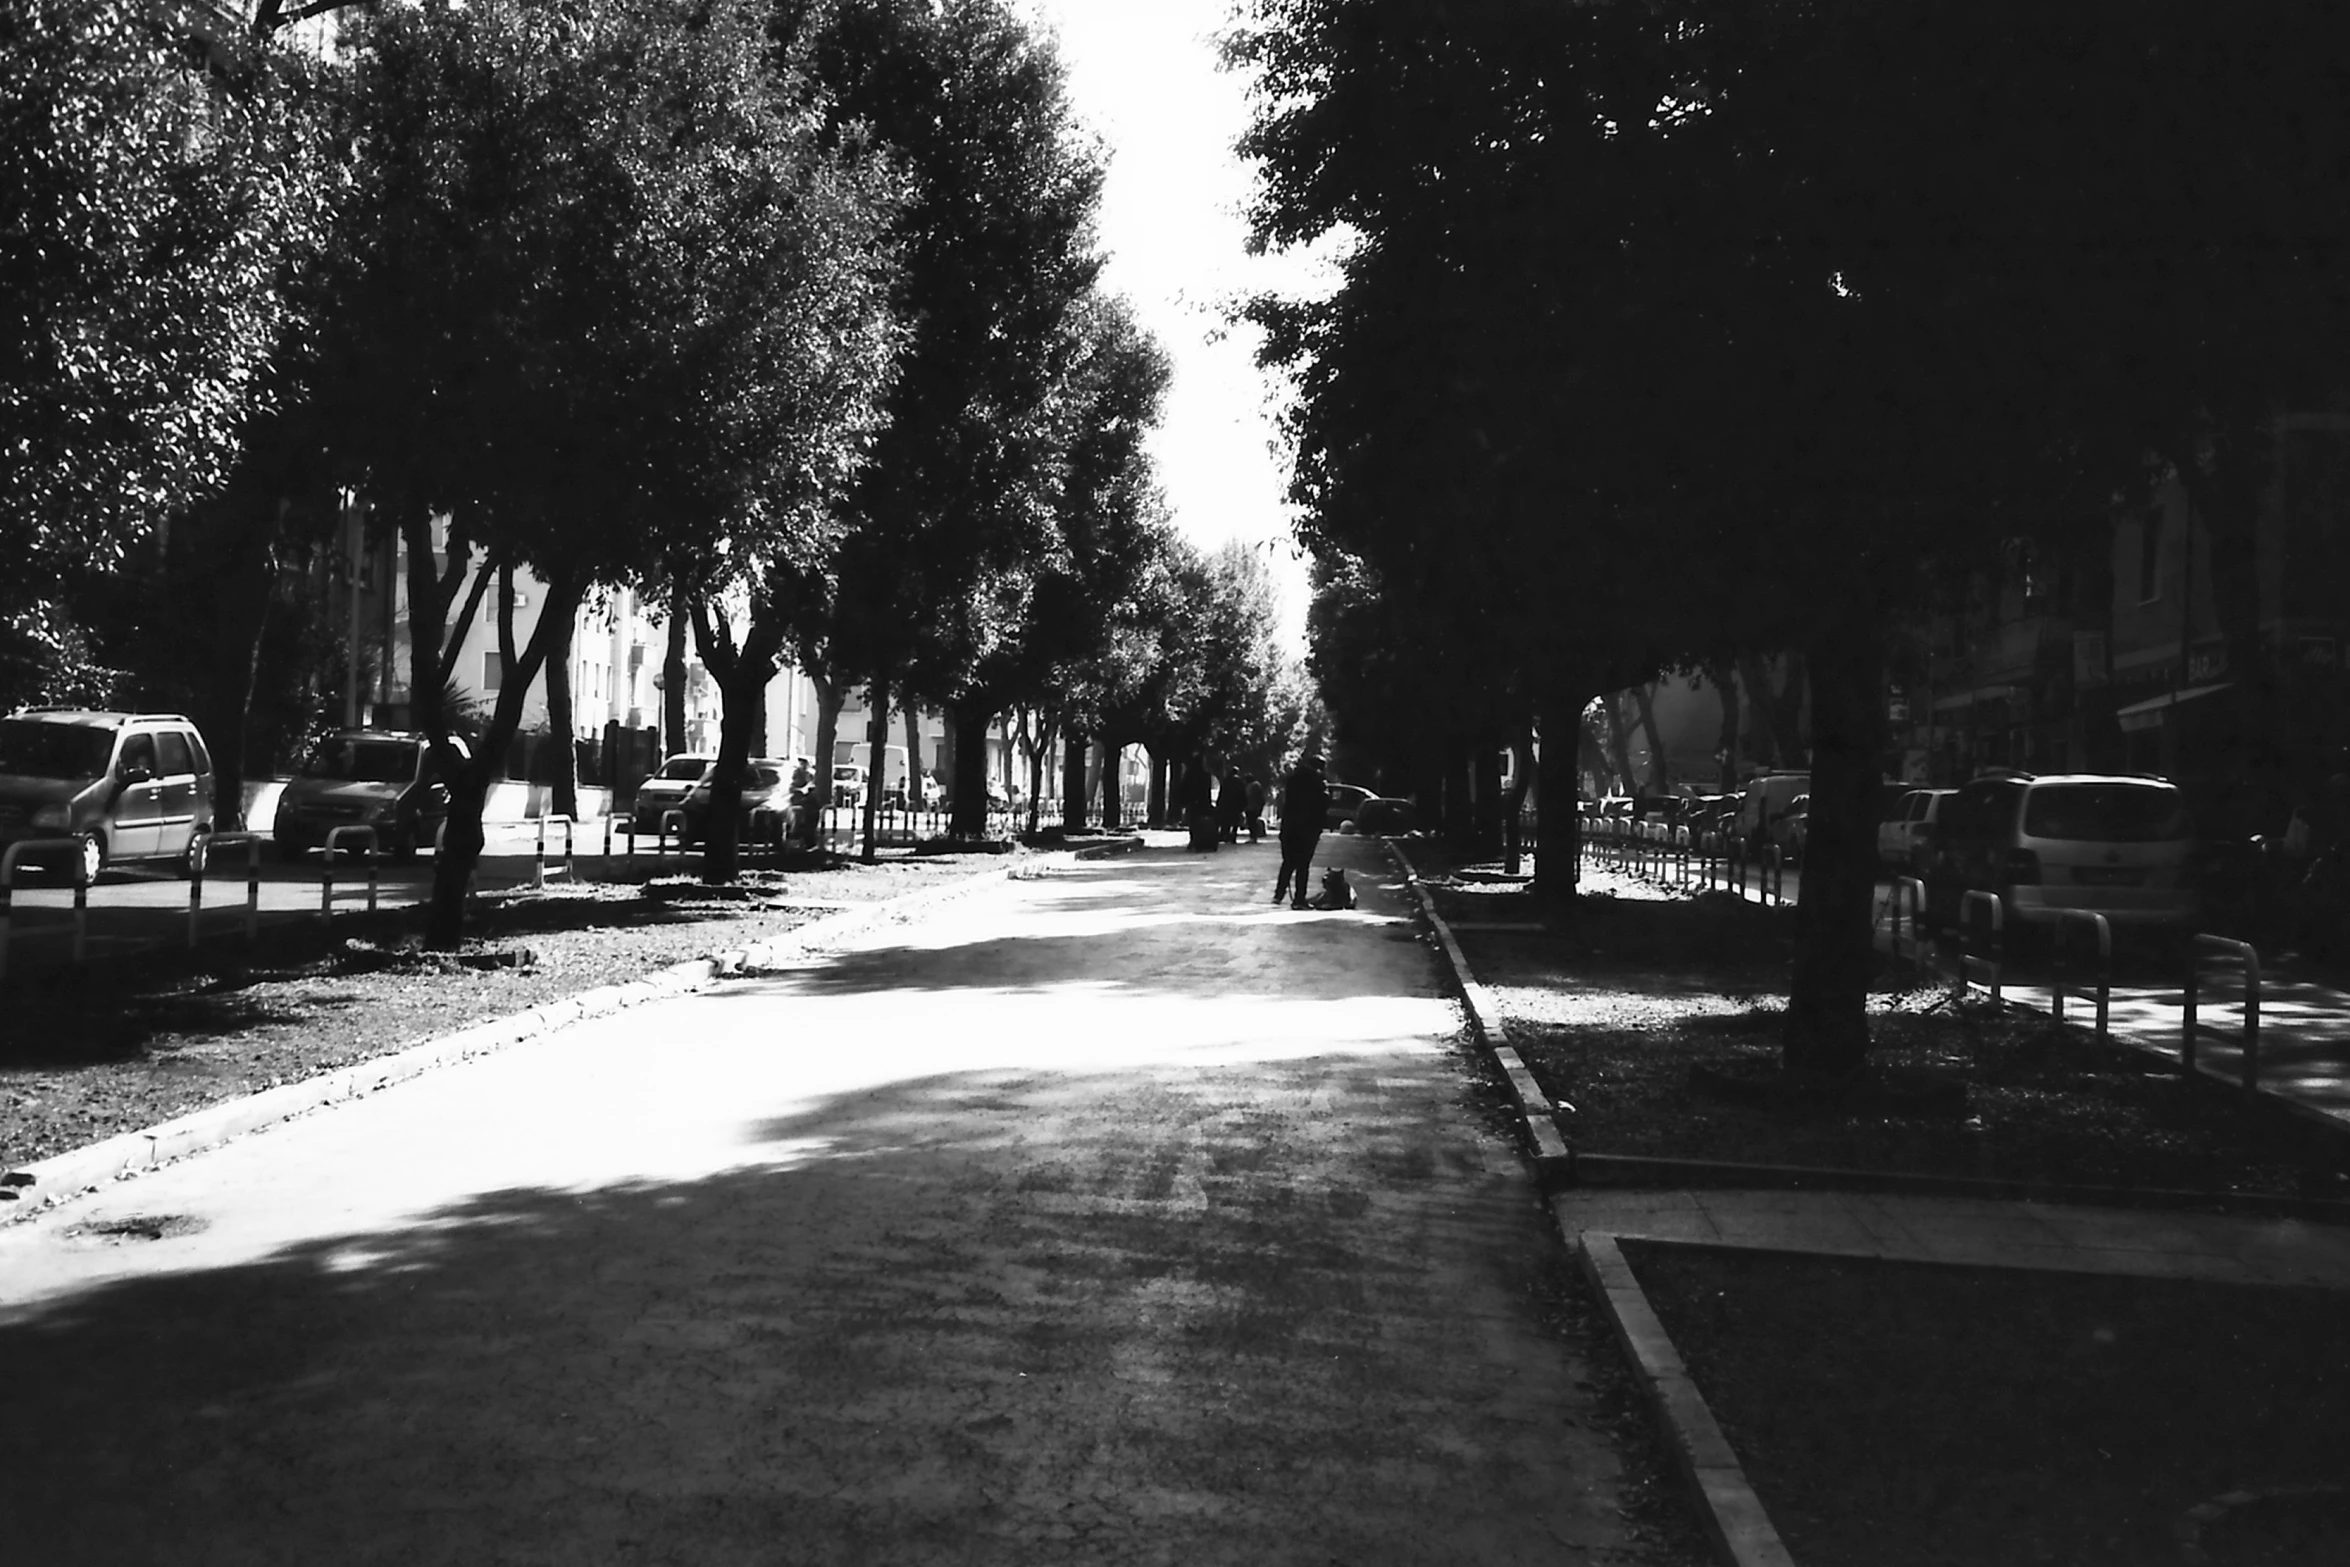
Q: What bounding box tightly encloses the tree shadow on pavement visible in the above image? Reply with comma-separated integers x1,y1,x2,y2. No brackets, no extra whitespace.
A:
0,1034,1667,1567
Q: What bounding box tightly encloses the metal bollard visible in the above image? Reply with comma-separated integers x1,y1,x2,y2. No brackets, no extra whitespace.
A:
321,826,380,922
534,815,576,890
186,831,265,949
2183,934,2261,1096
2047,909,2112,1045
1,838,93,985
1958,889,2004,1005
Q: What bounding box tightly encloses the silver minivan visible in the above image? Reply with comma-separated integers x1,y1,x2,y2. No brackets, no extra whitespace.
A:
1929,772,2197,933
0,709,216,883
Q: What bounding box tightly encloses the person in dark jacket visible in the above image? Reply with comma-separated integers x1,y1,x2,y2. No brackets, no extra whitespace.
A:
1273,753,1329,907
1244,773,1268,842
1217,767,1247,843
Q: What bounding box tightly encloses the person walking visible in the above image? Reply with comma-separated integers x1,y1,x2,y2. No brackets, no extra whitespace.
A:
1217,767,1246,844
1183,757,1219,851
1244,773,1267,842
1273,752,1329,908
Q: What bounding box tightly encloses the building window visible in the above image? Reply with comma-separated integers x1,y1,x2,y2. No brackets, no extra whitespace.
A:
2138,505,2163,603
484,651,508,691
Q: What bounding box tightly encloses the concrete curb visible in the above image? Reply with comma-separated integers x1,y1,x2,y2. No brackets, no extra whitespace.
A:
1573,1231,1798,1567
1385,841,1570,1171
1,850,1043,1223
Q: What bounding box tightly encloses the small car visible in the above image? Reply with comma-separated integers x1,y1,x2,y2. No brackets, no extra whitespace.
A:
274,730,470,861
1879,788,1954,871
1324,782,1376,829
0,708,217,883
631,753,715,836
831,763,867,809
678,758,795,847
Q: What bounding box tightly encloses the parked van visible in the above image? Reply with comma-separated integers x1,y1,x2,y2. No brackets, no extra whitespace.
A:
1735,771,1810,849
1925,772,2197,935
0,709,216,883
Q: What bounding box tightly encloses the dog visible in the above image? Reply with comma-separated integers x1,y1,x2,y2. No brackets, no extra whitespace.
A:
1309,867,1358,910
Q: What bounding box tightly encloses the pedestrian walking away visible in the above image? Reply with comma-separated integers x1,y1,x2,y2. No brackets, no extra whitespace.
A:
1273,752,1329,908
1217,767,1247,844
1245,772,1267,842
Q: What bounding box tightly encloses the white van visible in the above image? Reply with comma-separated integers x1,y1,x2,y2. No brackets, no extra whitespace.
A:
1736,771,1809,849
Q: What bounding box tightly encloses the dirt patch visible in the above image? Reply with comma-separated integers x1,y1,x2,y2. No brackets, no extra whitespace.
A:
1,852,1004,1172
1409,848,2345,1197
1623,1241,2350,1567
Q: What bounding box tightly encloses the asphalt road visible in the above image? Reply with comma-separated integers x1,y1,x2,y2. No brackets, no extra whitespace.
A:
0,834,1664,1566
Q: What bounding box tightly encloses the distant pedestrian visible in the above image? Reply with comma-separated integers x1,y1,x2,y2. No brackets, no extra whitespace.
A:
1273,752,1330,908
1217,768,1246,843
1245,773,1267,842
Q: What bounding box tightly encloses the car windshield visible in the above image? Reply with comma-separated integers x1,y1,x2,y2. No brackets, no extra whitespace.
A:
0,720,116,781
300,739,418,783
2023,783,2193,843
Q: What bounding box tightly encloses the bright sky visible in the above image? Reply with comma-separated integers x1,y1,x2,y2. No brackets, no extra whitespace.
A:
1015,0,1331,651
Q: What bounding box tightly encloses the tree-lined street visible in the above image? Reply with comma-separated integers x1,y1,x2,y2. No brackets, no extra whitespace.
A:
0,837,1676,1565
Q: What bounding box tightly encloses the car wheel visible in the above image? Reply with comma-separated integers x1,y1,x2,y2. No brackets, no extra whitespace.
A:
75,832,105,887
178,829,210,879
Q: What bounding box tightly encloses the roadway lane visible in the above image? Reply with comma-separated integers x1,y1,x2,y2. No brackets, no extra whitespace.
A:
0,832,1668,1565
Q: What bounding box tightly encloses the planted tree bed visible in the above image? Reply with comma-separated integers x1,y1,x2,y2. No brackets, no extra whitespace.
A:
1417,856,2341,1198
1623,1241,2350,1567
0,853,1001,1173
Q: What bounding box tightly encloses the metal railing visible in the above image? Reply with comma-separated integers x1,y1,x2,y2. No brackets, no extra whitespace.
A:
1957,889,2004,1005
2182,934,2262,1097
187,831,263,948
320,825,380,923
2046,909,2113,1045
0,838,88,984
534,815,576,890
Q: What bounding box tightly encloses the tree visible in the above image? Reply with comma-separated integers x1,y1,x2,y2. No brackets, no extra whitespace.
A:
1,0,328,707
782,0,1106,858
321,0,900,938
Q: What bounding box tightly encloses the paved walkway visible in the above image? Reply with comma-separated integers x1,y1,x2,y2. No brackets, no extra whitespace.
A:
1554,1185,2350,1290
0,833,1675,1566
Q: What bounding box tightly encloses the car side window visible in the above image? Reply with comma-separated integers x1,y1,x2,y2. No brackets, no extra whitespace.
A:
155,730,193,776
119,732,157,777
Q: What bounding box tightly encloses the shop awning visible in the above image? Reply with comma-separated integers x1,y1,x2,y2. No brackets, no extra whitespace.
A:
2115,682,2234,734
1931,685,2017,713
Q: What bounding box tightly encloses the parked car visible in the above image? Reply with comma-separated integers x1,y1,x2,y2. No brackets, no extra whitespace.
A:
1775,793,1809,862
275,730,469,861
631,753,715,836
1355,796,1420,835
1325,782,1376,830
678,758,796,847
1878,787,1954,871
1924,771,2199,941
1736,771,1810,850
831,763,867,808
0,708,216,883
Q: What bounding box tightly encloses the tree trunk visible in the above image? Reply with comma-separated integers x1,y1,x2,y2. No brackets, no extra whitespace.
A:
1145,749,1168,828
546,613,577,823
663,587,689,758
699,669,763,884
1781,605,1886,1081
1532,682,1594,906
1473,739,1503,851
1501,725,1533,874
860,676,887,863
1707,661,1740,793
805,671,842,847
193,501,285,831
1740,653,1808,769
1631,682,1670,791
1024,709,1054,837
904,706,925,811
948,698,991,839
1061,729,1088,831
1099,742,1123,829
1603,693,1637,795
426,567,579,947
